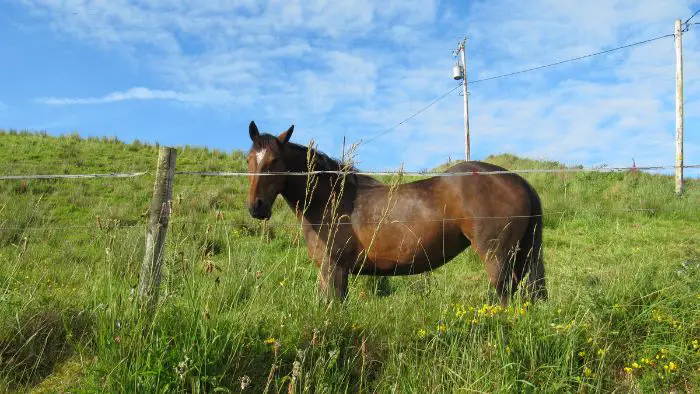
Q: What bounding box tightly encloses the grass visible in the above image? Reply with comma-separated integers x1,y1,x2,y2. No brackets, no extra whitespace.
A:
0,130,698,393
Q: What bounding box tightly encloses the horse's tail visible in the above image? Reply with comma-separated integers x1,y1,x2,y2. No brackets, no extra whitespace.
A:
518,180,548,301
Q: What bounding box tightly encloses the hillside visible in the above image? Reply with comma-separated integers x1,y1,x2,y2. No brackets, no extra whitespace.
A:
0,130,698,393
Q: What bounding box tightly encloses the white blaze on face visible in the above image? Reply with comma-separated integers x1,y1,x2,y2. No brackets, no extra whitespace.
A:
255,148,267,166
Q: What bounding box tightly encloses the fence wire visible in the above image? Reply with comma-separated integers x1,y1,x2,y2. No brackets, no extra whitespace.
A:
1,164,699,181
1,206,696,233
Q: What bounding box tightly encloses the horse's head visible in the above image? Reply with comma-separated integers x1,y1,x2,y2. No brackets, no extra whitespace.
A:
246,120,294,220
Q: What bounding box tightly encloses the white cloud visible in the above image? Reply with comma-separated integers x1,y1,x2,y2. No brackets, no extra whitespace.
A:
21,0,700,172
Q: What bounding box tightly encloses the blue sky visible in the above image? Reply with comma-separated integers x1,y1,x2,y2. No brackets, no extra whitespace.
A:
1,0,699,176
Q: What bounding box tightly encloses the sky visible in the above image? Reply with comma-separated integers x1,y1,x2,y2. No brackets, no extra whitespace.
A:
1,0,699,176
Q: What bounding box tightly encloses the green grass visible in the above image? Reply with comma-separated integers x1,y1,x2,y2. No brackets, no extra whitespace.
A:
0,130,698,393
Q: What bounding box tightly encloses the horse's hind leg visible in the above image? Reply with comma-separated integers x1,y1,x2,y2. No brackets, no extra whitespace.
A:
467,222,524,305
474,237,520,305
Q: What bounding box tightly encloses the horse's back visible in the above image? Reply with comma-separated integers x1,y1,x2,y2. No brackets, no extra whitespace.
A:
439,161,533,216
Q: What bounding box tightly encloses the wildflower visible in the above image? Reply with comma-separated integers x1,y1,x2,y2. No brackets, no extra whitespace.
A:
578,351,586,357
417,328,427,338
264,337,276,345
454,304,467,319
632,362,641,369
505,346,511,355
291,361,301,379
240,375,251,390
583,367,593,377
587,337,593,344
477,303,504,317
437,324,446,333
176,356,191,380
692,339,699,350
597,349,606,357
624,367,633,373
551,320,575,332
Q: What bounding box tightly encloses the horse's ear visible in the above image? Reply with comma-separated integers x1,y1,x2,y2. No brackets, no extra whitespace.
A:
249,121,260,141
277,124,294,145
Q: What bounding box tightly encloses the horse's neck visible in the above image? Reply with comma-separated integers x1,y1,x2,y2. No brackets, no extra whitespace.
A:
279,149,347,222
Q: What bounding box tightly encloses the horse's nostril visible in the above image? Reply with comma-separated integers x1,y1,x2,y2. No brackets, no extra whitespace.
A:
254,199,263,211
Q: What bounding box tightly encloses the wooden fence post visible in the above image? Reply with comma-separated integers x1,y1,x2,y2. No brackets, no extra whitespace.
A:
138,146,177,312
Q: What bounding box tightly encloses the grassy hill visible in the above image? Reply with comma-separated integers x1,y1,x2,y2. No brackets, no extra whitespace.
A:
0,130,698,393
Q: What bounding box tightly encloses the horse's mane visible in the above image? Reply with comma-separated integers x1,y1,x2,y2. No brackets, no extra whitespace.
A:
255,135,382,187
285,141,355,172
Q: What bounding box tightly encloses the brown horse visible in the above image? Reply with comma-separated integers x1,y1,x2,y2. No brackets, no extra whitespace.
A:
245,121,547,304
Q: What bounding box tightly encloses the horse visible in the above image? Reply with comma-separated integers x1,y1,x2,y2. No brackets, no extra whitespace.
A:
244,121,548,305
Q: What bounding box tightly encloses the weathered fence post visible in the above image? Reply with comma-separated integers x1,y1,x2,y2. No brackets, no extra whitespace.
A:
138,146,177,312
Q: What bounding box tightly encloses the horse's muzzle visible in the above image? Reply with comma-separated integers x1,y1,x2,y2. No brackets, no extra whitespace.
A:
249,198,271,220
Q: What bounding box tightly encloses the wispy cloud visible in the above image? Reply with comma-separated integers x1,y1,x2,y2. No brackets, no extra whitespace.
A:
38,87,188,105
37,87,243,106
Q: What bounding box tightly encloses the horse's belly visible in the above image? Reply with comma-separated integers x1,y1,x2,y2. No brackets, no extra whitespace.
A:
352,223,469,275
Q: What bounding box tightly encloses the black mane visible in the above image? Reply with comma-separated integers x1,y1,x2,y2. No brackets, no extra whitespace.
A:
254,133,381,186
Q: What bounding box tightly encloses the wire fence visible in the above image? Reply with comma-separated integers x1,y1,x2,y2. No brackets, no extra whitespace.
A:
1,164,699,181
2,206,697,234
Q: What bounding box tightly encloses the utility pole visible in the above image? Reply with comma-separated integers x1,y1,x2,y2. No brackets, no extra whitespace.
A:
453,38,471,161
674,19,684,196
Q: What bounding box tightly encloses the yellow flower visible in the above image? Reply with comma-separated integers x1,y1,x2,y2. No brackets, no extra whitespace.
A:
668,361,677,372
583,367,593,377
597,349,606,357
692,339,699,350
437,324,446,333
505,346,511,354
454,304,467,319
624,367,633,373
578,351,586,357
632,362,641,369
264,337,276,345
417,328,427,338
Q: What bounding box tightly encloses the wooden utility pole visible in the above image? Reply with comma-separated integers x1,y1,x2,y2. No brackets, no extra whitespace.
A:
675,19,684,196
459,39,471,161
138,146,177,312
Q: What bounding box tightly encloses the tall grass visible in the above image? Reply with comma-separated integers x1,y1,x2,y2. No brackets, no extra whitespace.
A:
0,132,698,392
